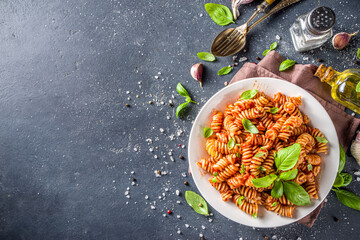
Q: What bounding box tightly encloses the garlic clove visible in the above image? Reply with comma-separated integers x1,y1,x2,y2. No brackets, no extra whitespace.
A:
332,31,358,50
232,0,254,20
351,131,360,166
190,63,203,87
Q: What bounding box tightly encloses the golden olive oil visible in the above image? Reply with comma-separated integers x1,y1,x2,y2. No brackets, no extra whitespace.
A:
314,64,360,113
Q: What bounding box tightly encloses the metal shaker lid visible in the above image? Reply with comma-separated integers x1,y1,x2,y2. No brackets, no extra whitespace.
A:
307,6,336,34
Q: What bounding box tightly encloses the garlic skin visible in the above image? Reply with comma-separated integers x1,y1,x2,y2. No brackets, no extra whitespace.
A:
350,131,360,166
232,0,254,20
332,31,358,50
190,63,203,87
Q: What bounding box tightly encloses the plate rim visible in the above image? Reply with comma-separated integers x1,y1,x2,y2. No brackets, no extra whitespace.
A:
188,77,339,228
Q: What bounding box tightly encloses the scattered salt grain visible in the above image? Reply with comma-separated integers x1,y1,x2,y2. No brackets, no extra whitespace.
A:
200,234,204,238
165,188,169,192
166,116,171,120
357,177,360,182
181,145,186,149
209,219,213,223
131,182,136,186
145,195,149,199
131,171,135,175
127,187,130,191
170,156,175,162
297,237,302,240
201,225,206,230
163,214,167,217
133,148,138,152
276,35,281,40
185,224,190,228
127,97,131,101
210,213,213,216
232,56,237,61
155,76,159,79
239,57,248,62
126,91,130,94
150,205,156,210
169,134,175,141
352,113,356,116
158,196,162,199
177,229,181,234
160,128,165,133
126,195,130,198
158,72,162,75
303,56,309,61
155,171,161,178
154,155,158,159
168,151,173,156
161,171,168,175
200,13,203,17
176,190,180,196
177,215,181,219
176,200,181,204
272,235,277,239
124,191,129,195
181,172,187,177
149,147,154,152
354,171,360,176
162,193,166,196
176,129,183,136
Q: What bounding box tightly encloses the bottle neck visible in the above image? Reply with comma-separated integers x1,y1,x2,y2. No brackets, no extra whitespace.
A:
314,64,340,86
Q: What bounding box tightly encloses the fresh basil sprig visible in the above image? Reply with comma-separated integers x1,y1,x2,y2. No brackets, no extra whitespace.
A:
204,3,234,26
218,66,233,76
203,127,213,138
271,180,283,199
252,173,277,188
262,42,278,56
331,143,360,211
185,191,209,215
240,89,258,100
254,152,265,158
197,52,216,62
274,143,301,171
279,169,298,181
307,163,313,171
227,138,235,150
269,107,279,114
176,83,197,118
242,119,259,134
279,59,296,71
316,136,328,143
283,181,311,205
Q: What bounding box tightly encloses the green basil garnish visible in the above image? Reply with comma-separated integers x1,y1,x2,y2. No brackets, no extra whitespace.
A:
227,138,235,150
279,59,296,72
176,83,190,98
217,66,233,76
283,181,310,206
333,173,344,187
240,164,245,173
316,137,328,143
197,52,216,62
270,42,278,50
262,49,270,56
274,143,301,171
204,3,234,26
269,107,279,114
271,180,284,199
252,173,277,188
332,188,360,211
237,196,244,205
272,202,277,207
340,173,352,187
242,119,259,134
254,152,265,158
339,144,346,173
307,164,313,171
279,169,298,181
240,89,258,100
185,191,209,215
203,127,213,138
176,102,189,118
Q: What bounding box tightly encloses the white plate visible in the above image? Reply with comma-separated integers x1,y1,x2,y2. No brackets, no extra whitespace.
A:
188,77,339,228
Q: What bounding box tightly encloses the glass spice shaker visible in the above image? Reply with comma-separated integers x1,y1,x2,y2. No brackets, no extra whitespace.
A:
289,6,336,52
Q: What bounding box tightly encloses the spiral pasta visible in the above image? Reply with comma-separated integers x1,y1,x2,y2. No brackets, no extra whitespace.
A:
196,90,327,218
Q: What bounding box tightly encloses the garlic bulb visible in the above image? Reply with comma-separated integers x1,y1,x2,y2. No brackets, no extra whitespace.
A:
232,0,254,20
190,63,203,87
350,131,360,166
332,31,358,50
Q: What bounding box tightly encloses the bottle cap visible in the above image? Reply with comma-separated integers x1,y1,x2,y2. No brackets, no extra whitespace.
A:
314,64,335,83
307,6,336,35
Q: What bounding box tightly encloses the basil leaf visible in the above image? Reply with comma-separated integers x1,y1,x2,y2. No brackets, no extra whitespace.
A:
204,3,234,26
356,82,360,93
197,52,216,62
253,213,257,219
213,172,218,177
176,102,189,118
211,177,217,183
307,163,313,171
185,191,209,215
203,127,213,138
275,143,301,171
272,202,277,207
240,164,245,173
279,59,296,72
254,152,265,158
283,181,311,206
269,107,279,114
217,66,233,76
237,196,244,205
316,136,328,143
270,42,278,50
185,96,197,104
252,173,277,188
333,173,344,187
227,138,235,150
279,169,298,181
236,153,241,158
357,48,360,60
240,90,258,100
176,83,190,97
339,144,346,173
271,180,284,199
242,119,259,134
258,166,267,172
333,189,360,211
263,49,270,56
340,172,352,187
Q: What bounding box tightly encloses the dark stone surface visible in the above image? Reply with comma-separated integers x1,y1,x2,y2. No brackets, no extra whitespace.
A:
0,0,359,239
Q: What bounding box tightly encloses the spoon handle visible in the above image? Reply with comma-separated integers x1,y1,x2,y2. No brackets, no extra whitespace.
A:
247,0,302,32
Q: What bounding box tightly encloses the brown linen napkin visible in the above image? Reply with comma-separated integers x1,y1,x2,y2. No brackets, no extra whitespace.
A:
229,50,360,227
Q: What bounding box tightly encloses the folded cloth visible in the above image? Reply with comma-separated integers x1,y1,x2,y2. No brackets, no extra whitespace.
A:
229,50,360,227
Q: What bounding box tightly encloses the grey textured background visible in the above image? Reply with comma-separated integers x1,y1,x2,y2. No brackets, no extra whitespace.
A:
0,0,359,239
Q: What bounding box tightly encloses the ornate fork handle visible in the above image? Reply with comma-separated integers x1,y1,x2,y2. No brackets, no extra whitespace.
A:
248,0,301,32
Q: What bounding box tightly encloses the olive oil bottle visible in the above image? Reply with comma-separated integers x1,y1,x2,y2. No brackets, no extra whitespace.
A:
314,64,360,113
